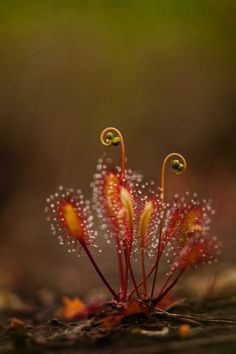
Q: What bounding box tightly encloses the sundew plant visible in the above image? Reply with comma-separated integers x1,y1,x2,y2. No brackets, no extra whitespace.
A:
45,127,220,309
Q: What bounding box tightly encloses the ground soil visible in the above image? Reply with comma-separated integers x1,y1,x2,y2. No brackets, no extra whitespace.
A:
0,296,236,354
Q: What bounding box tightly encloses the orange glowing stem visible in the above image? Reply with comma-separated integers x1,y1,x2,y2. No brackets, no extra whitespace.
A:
100,127,126,182
150,153,187,298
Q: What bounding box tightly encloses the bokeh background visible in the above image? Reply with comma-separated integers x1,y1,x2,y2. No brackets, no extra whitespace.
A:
0,1,235,300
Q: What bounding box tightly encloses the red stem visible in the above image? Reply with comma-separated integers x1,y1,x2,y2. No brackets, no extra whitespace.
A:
123,218,134,299
123,244,141,300
152,269,185,307
141,248,147,297
128,247,165,300
129,259,141,298
82,243,119,301
114,232,125,297
156,272,173,298
150,218,164,297
123,246,131,300
128,260,156,299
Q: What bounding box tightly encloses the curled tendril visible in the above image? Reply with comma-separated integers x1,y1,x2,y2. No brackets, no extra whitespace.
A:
100,127,126,181
161,152,187,206
100,127,120,147
171,157,187,175
150,152,187,298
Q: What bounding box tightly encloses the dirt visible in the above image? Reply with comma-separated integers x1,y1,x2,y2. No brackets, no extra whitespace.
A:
0,296,236,354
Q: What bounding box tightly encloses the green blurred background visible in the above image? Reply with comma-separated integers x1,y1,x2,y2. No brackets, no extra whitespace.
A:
0,1,235,298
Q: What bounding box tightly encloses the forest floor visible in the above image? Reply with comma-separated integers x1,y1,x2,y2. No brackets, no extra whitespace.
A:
0,293,236,354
